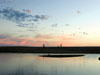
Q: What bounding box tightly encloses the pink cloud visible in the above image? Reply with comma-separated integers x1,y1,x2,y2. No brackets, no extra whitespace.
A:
0,34,78,46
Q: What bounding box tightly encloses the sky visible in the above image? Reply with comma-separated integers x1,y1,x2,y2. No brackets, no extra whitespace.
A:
0,0,100,46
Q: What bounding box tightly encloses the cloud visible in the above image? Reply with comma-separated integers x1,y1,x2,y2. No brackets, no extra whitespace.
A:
27,29,36,32
65,24,70,26
0,34,51,46
18,35,28,38
51,24,58,27
0,8,28,21
0,34,10,39
0,35,31,46
41,15,49,20
0,0,12,4
0,8,49,28
35,34,53,40
34,15,49,21
0,33,75,46
0,43,14,46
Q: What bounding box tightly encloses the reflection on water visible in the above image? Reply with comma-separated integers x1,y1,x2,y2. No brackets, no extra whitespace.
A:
0,53,100,75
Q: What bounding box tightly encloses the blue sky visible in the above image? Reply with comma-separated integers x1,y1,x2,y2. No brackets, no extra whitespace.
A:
0,0,100,46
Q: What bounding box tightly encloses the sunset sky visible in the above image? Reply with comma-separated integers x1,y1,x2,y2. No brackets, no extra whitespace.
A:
0,0,100,46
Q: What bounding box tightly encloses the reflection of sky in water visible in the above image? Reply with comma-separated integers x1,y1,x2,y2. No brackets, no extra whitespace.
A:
0,54,100,75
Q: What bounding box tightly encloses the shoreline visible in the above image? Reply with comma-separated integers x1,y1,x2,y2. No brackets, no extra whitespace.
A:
0,46,100,53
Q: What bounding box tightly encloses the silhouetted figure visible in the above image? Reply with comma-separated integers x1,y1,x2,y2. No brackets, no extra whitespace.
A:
43,44,45,47
60,44,62,47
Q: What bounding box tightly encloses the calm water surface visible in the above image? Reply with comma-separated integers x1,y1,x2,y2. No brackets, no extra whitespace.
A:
0,53,100,75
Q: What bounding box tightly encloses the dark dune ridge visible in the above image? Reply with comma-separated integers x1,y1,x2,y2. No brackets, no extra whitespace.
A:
39,55,85,58
0,46,100,53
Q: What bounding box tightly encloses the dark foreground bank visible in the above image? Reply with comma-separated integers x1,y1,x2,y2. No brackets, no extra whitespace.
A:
0,46,100,53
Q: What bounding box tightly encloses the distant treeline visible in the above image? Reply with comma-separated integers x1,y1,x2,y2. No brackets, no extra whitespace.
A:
0,46,100,53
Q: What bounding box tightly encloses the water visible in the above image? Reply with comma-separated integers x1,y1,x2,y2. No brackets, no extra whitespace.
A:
0,53,100,75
